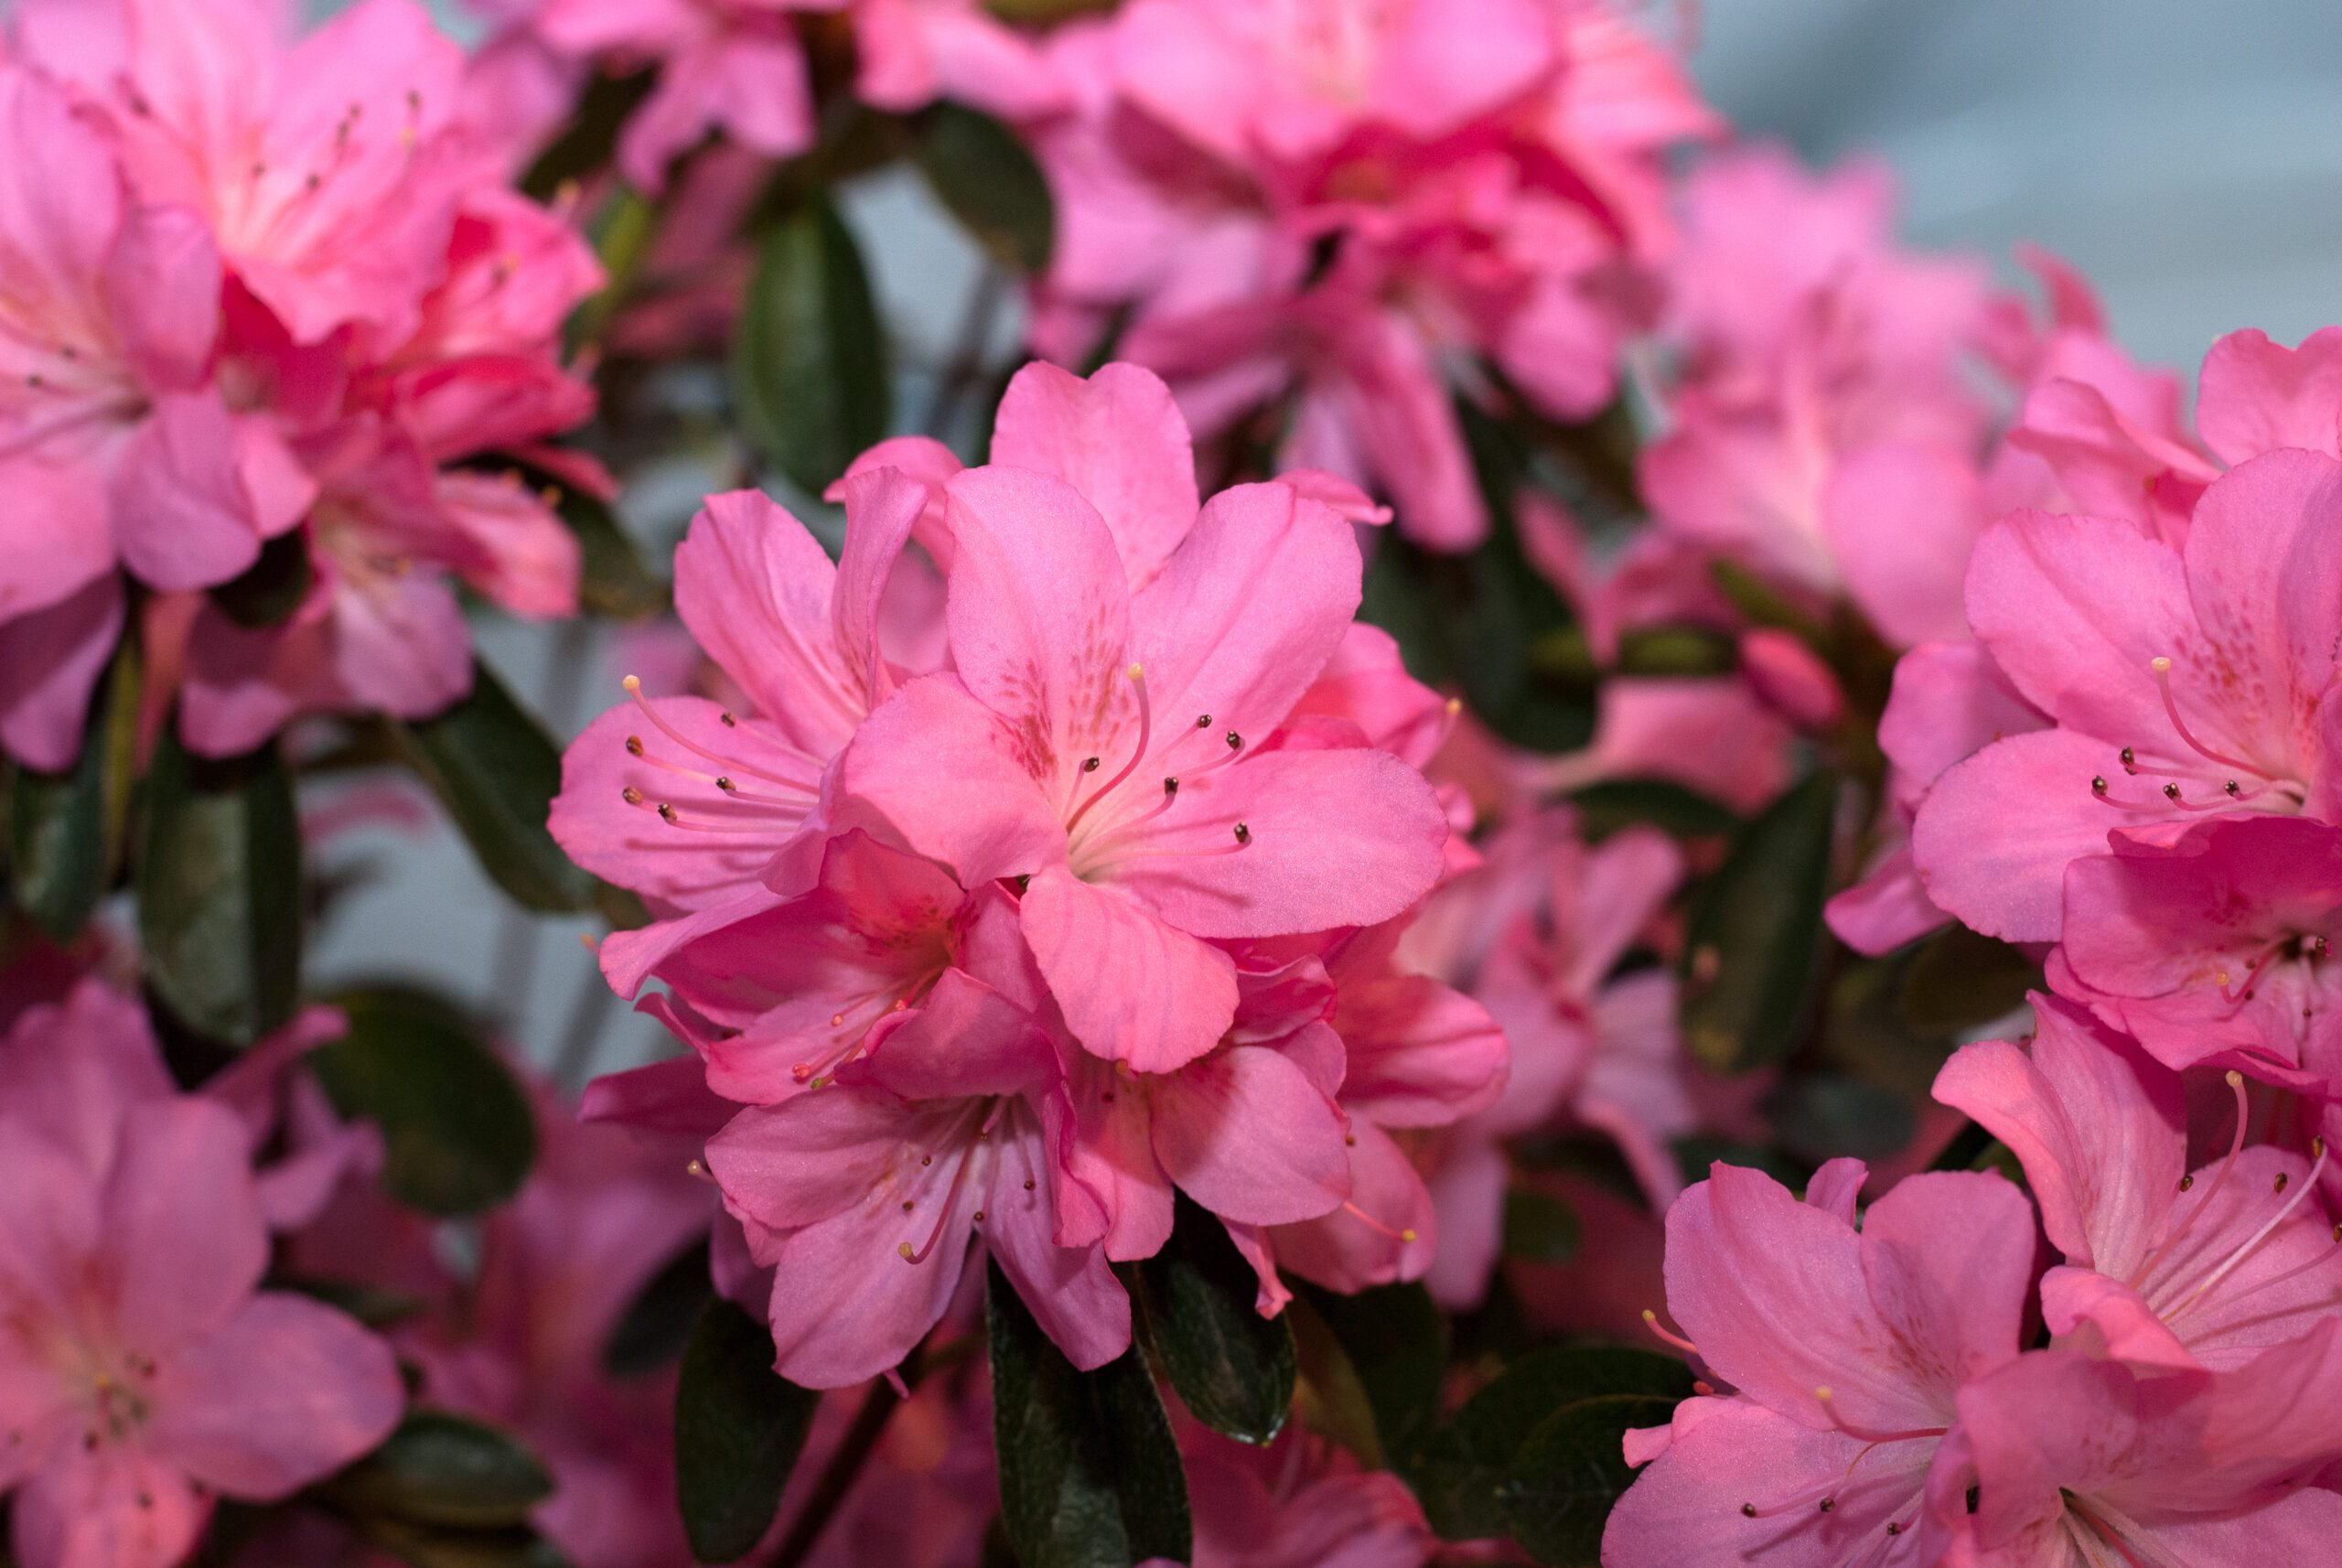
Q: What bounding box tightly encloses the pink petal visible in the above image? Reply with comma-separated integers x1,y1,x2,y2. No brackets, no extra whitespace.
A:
980,1133,1131,1373
1149,1044,1351,1227
832,467,929,713
854,968,1053,1103
990,362,1198,591
102,1100,268,1355
101,205,220,394
1334,972,1508,1128
1821,443,1982,649
2195,327,2342,466
1269,1122,1434,1293
1930,996,2182,1279
1019,865,1238,1072
706,1090,950,1235
106,392,267,592
1908,727,2129,943
12,1444,208,1568
0,980,173,1176
146,1294,402,1498
830,674,1065,887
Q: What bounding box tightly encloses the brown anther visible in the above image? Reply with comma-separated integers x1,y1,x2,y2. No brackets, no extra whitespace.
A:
2179,1174,2194,1191
621,786,643,806
657,802,680,824
902,1200,913,1212
720,711,738,727
2091,776,2109,795
920,1155,933,1166
1163,777,1179,795
1817,1499,1834,1515
1082,756,1101,772
2120,746,2137,772
1225,731,1243,751
1195,714,1212,728
2274,1173,2290,1194
972,1210,985,1224
1024,1178,1037,1190
1233,822,1251,844
1740,1504,1756,1519
2226,779,2242,795
625,735,645,756
2164,782,2182,800
716,776,736,792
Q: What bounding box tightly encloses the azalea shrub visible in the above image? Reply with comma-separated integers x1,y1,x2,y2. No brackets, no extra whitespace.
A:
2,1,2338,1567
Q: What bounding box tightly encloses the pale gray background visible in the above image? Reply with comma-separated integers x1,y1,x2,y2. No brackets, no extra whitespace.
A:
306,0,2342,1080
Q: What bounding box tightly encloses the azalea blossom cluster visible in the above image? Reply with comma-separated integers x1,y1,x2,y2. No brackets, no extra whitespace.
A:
1021,0,1720,552
554,360,1509,1384
0,0,602,768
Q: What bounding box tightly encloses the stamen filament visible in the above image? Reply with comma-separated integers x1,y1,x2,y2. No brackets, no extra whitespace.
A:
1641,1308,1700,1356
1067,666,1154,833
2149,657,2271,779
622,675,813,790
2169,1141,2330,1317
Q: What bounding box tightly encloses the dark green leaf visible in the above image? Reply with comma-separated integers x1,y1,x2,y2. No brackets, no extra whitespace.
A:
308,987,537,1217
1288,1294,1386,1468
275,1274,429,1329
521,68,655,201
1501,1187,1583,1264
1898,924,2041,1034
1127,1197,1295,1445
918,103,1054,274
733,197,889,497
135,732,302,1047
9,642,136,941
675,1297,820,1564
349,1517,571,1568
209,531,315,628
984,0,1117,18
1500,1394,1678,1566
390,661,598,914
1767,1075,1918,1164
324,1411,553,1530
1563,779,1736,843
1678,770,1838,1072
605,1233,714,1378
1291,1281,1447,1467
1420,1348,1691,1541
990,1261,1190,1568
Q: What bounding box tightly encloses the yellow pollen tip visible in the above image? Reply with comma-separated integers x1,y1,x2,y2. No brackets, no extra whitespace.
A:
2226,1069,2245,1088
1400,1228,1418,1242
1815,1385,1834,1402
1127,662,1144,680
897,1242,914,1261
2150,656,2172,672
1641,1309,1659,1325
685,1159,704,1176
1445,697,1463,714
622,674,641,693
579,932,598,952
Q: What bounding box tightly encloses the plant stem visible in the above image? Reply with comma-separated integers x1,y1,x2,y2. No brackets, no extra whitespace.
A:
769,1348,924,1568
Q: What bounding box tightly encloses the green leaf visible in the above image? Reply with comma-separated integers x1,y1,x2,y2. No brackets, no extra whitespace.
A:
135,732,302,1047
1767,1074,1918,1164
733,196,889,497
349,1518,571,1568
1500,1394,1679,1566
918,103,1054,274
520,67,655,201
1127,1197,1295,1446
990,1261,1190,1568
1291,1281,1448,1467
675,1298,820,1564
308,987,537,1217
275,1274,429,1329
983,0,1117,19
1288,1294,1387,1468
1358,401,1595,754
324,1411,553,1530
605,1233,714,1379
1898,924,2041,1034
9,641,137,941
209,531,315,628
1678,769,1838,1072
1563,779,1736,843
1420,1348,1691,1541
1501,1187,1583,1264
389,661,598,915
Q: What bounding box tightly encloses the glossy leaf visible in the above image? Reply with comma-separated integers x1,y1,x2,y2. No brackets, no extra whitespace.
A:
324,1410,553,1530
135,732,302,1047
1127,1197,1295,1445
990,1262,1190,1568
1565,779,1737,843
1420,1348,1691,1541
1500,1394,1679,1566
1501,1187,1583,1264
308,987,537,1217
675,1298,820,1564
390,660,598,914
1678,769,1838,1072
919,103,1054,274
349,1518,571,1568
733,196,889,497
1899,924,2041,1034
1768,1074,1918,1164
1291,1281,1447,1468
1288,1294,1387,1469
9,641,136,941
605,1233,714,1379
520,67,654,200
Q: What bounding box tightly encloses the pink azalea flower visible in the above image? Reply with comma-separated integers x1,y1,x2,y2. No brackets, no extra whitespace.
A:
2057,815,2342,1095
704,961,1128,1387
1171,1421,1434,1568
1641,146,1998,639
1935,994,2342,1371
1940,1336,2342,1565
1910,448,2342,944
1031,0,1714,548
551,468,931,927
825,365,1448,1072
0,993,403,1568
1604,1162,2037,1568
